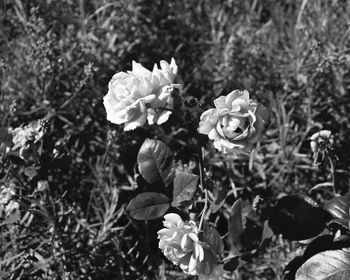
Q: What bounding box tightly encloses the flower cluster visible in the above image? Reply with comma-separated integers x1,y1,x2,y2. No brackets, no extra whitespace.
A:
157,214,218,277
103,60,269,155
198,90,269,155
0,183,19,218
10,119,47,160
103,58,180,131
104,59,270,276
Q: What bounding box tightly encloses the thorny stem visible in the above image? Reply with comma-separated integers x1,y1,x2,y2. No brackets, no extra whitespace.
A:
198,189,208,231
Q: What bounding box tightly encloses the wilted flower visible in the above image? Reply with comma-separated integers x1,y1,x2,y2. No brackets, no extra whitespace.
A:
310,130,333,165
0,183,19,218
198,90,268,155
37,180,49,192
10,119,47,160
103,58,181,131
157,213,217,276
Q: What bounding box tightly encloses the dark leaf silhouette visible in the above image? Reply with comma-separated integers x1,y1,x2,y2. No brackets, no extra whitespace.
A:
126,192,170,220
268,195,330,240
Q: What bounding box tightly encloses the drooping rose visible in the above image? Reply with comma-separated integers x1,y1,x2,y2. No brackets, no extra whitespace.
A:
103,58,180,131
157,213,217,276
310,130,332,153
198,90,268,155
310,130,333,165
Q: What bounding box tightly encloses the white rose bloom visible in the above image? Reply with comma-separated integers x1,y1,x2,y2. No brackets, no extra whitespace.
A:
103,58,180,131
157,213,217,276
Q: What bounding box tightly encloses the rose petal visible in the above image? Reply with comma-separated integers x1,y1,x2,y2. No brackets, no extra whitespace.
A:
225,90,249,111
157,228,174,238
208,129,220,141
213,96,227,109
188,254,197,274
156,110,172,125
188,232,199,242
198,122,214,135
181,234,194,252
195,243,205,261
169,58,178,75
131,61,152,81
163,213,183,228
124,113,147,131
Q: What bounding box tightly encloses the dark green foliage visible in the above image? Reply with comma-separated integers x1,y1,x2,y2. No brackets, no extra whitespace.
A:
268,195,330,240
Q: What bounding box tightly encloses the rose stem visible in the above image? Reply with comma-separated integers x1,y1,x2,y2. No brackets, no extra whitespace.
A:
198,146,208,231
328,156,337,196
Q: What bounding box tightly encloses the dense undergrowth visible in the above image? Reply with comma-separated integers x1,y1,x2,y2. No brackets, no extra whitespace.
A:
1,0,350,279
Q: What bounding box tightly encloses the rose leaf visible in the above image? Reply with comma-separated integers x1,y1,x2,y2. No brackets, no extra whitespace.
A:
137,139,175,187
202,222,223,256
228,199,244,252
172,171,198,207
295,248,350,280
126,192,170,220
324,195,350,220
210,184,229,213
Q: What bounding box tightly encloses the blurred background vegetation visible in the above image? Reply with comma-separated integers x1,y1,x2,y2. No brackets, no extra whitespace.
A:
0,0,350,279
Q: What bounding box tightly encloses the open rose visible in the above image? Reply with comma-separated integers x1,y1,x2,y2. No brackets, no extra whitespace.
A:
198,90,268,155
157,214,217,276
103,58,180,131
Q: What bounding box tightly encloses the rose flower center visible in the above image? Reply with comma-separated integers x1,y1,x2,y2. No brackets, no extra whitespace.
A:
220,114,247,139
